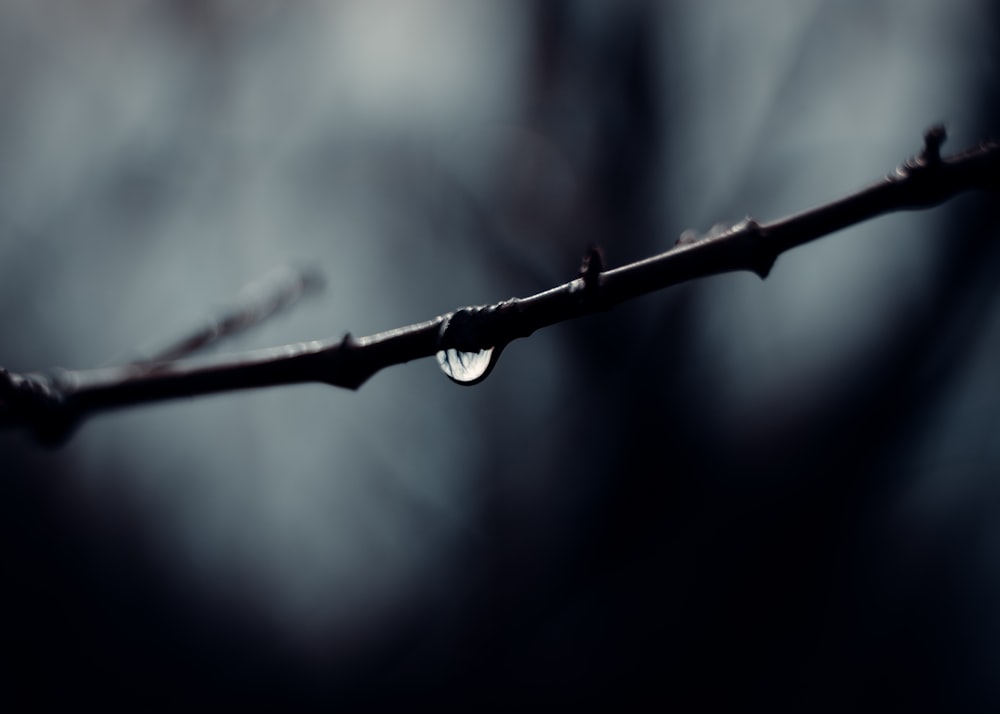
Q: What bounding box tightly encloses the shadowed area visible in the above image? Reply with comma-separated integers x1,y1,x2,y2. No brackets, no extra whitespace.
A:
1,0,999,709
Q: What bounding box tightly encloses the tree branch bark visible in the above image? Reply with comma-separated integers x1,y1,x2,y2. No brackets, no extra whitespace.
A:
2,127,998,444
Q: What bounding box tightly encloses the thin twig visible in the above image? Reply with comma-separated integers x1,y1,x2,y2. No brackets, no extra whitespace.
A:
133,264,325,364
2,127,998,444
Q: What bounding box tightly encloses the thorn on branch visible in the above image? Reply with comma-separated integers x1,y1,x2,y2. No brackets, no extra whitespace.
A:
579,245,604,300
921,124,947,165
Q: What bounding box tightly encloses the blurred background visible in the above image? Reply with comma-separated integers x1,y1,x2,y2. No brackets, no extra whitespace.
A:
2,0,999,709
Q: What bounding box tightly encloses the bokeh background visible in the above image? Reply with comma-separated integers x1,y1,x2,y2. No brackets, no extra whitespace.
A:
2,0,1000,709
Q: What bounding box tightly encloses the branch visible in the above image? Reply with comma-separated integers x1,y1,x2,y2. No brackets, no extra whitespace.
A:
2,127,998,444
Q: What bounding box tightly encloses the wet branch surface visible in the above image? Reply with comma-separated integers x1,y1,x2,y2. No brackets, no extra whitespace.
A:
2,127,999,444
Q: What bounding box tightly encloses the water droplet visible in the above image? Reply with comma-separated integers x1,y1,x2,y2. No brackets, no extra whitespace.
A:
436,346,497,385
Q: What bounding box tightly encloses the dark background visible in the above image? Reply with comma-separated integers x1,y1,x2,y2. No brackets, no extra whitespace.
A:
2,1,1000,710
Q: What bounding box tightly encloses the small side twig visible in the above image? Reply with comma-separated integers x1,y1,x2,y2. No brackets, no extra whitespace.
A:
2,127,998,444
134,264,325,364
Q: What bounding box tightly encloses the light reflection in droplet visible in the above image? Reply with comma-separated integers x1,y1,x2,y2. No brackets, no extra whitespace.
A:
436,346,496,385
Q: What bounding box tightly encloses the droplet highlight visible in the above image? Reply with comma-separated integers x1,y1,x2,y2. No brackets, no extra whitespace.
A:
436,346,497,385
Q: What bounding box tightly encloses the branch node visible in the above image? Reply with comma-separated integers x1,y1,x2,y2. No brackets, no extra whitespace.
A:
738,216,774,279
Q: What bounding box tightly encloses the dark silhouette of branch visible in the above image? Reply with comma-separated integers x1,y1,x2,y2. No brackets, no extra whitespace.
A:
2,127,998,444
